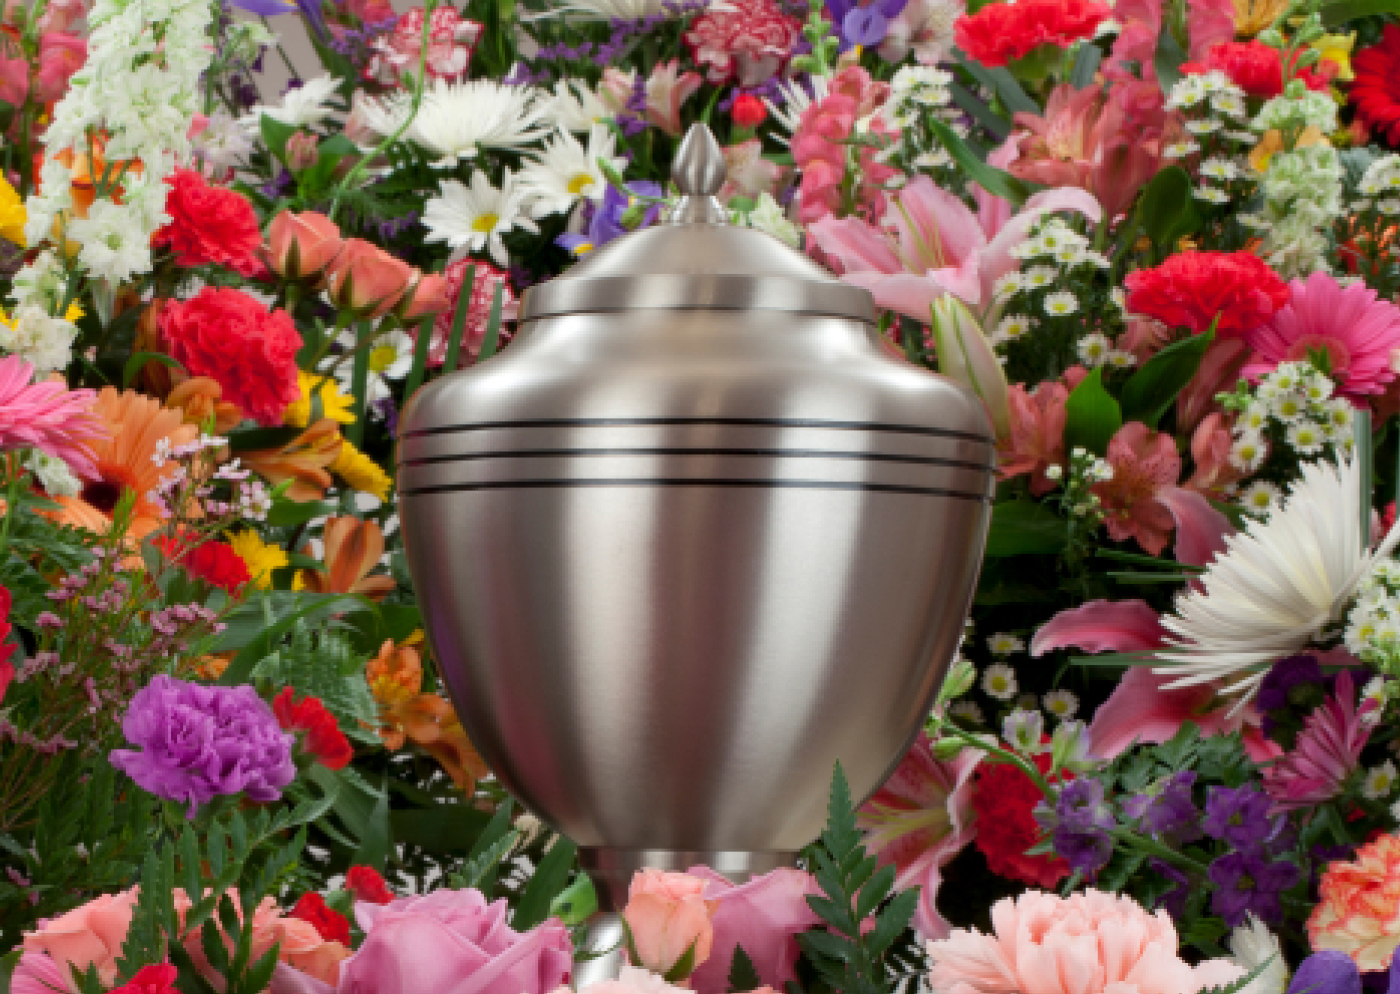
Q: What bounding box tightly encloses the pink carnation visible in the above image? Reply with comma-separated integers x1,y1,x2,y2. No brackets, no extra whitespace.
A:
928,889,1244,994
684,0,803,86
1242,271,1400,403
422,259,519,368
366,6,482,86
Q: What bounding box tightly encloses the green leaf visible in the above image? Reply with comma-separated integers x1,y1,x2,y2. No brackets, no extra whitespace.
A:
515,837,579,930
479,283,505,362
928,118,1035,206
1070,43,1102,88
865,888,918,958
1153,28,1188,96
799,928,854,963
265,498,337,528
456,829,521,891
121,352,185,390
549,874,598,926
854,863,896,922
1064,367,1123,457
1322,0,1400,24
259,115,299,164
403,314,435,403
947,83,1010,141
1133,166,1205,259
663,939,700,983
727,945,762,994
954,52,1040,115
984,500,1069,557
227,425,302,453
351,779,392,871
1119,327,1214,428
0,950,18,994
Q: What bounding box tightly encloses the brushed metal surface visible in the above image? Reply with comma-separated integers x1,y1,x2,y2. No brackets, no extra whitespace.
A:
397,124,995,910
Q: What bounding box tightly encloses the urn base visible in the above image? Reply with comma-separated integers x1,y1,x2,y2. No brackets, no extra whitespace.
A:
580,847,798,911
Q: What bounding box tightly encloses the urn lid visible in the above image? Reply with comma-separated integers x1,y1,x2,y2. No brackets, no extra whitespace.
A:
519,124,877,323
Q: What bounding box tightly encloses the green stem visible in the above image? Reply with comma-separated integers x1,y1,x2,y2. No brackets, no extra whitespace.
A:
1109,827,1211,875
0,453,25,560
936,718,1054,796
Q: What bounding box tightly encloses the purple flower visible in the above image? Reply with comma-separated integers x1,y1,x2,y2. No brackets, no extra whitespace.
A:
557,182,664,256
1047,779,1115,877
1149,858,1190,918
1287,952,1361,994
1202,785,1280,853
1122,771,1202,844
1206,852,1300,926
110,675,295,817
824,0,908,48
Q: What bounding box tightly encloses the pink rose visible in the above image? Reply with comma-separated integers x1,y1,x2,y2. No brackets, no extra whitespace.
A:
325,238,417,318
685,868,821,994
18,888,139,990
623,869,717,978
339,889,573,994
267,210,345,280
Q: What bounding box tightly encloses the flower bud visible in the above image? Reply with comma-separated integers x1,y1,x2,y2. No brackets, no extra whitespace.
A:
324,238,417,318
930,294,1011,441
622,869,716,980
1003,708,1046,754
731,93,767,129
939,656,976,704
266,210,344,281
1050,718,1093,772
285,131,320,172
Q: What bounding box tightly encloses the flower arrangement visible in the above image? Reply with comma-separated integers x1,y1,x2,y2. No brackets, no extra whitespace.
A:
7,0,1400,990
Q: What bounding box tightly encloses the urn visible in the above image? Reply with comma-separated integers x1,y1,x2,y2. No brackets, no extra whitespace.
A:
397,124,996,908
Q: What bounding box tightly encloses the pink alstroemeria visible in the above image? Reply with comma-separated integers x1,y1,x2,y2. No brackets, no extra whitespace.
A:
857,734,980,940
999,381,1069,494
808,176,1102,321
1263,670,1374,811
602,61,703,137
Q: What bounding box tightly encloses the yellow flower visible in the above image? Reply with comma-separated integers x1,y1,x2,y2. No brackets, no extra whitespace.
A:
1249,126,1329,174
1233,0,1288,35
227,529,290,589
331,440,392,500
284,371,356,428
0,301,84,329
1314,31,1356,81
0,178,25,248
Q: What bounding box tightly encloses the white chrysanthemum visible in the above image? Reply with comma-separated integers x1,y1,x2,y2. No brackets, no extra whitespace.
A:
1285,421,1325,455
542,79,611,133
765,75,831,146
744,192,800,248
1154,456,1400,699
519,124,624,218
1043,689,1079,720
1230,433,1267,472
1229,915,1288,994
408,80,552,168
982,663,1018,700
1077,332,1110,366
241,74,341,132
422,170,540,267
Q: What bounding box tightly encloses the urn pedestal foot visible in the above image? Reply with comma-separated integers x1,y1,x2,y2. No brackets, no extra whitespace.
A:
575,913,627,989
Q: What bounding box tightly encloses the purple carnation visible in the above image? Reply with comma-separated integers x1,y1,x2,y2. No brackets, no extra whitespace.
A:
110,676,295,817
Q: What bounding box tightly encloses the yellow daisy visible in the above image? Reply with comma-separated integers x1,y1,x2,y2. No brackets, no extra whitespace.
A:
227,529,291,589
0,177,26,248
331,440,392,500
284,371,356,428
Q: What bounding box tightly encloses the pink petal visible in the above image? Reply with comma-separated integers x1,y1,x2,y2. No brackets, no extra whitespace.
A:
1031,599,1166,656
1158,486,1233,568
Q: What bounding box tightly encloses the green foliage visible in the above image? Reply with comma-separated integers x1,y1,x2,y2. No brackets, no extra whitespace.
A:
1133,166,1205,261
798,765,919,994
727,946,762,994
1119,328,1215,429
984,500,1069,557
250,620,379,740
1064,368,1123,457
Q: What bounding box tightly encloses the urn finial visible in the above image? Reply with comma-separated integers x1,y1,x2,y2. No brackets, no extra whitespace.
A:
667,123,728,224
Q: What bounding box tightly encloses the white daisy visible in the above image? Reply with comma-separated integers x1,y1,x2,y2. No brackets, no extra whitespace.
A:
1023,266,1056,289
1239,480,1282,515
1285,421,1325,455
982,663,1018,700
408,79,553,168
241,74,341,132
1043,690,1079,720
993,272,1023,297
1077,332,1111,366
422,170,540,266
765,75,831,146
1043,291,1078,317
328,327,416,410
1154,456,1400,700
992,314,1032,345
948,700,984,724
1363,760,1399,799
1229,433,1267,472
519,124,624,218
987,632,1025,655
542,79,610,133
1106,349,1138,369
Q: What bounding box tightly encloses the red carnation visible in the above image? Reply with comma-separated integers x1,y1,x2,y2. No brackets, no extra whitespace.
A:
108,964,179,994
0,583,14,706
346,864,395,904
155,535,251,593
154,169,264,277
289,892,352,945
954,0,1110,69
1123,250,1290,339
1181,41,1329,97
970,752,1068,888
159,288,302,426
274,688,353,770
1352,23,1400,147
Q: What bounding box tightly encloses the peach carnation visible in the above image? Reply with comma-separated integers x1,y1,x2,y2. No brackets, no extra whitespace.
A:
927,889,1243,994
1308,833,1400,972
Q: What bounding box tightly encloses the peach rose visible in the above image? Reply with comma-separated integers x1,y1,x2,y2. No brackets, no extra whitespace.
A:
623,869,718,978
325,238,417,318
18,888,138,990
176,889,350,989
267,210,344,281
399,273,453,321
1309,834,1400,972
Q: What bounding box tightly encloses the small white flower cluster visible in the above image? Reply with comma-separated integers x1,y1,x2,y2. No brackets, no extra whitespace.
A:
1257,143,1344,277
1252,88,1339,137
1054,446,1113,520
1346,558,1400,673
1164,72,1256,145
877,65,964,177
1076,331,1136,369
0,305,80,374
994,219,1110,348
1222,360,1353,472
21,0,216,293
1358,154,1400,201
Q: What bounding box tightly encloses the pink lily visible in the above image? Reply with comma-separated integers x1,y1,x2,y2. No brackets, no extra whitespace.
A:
808,175,1102,322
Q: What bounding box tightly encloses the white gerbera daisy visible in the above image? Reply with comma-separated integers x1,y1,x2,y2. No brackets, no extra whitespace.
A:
765,75,831,146
519,124,624,218
241,74,341,132
542,79,611,133
327,327,417,411
423,170,540,266
408,80,553,168
1154,456,1400,700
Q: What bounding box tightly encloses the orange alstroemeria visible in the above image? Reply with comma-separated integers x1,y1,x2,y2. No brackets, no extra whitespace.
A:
384,693,489,790
242,419,343,502
299,516,396,600
366,638,424,714
165,378,244,434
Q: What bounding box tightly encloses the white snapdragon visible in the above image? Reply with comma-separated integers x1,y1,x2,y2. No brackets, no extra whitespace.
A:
1252,89,1339,136
0,306,80,373
741,192,801,248
1255,144,1344,277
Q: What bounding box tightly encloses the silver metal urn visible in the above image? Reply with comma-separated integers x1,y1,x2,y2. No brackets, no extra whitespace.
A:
397,124,996,911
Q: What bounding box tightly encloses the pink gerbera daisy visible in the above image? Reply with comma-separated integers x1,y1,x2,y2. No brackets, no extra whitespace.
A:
1243,271,1400,403
0,354,105,479
1262,670,1373,812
